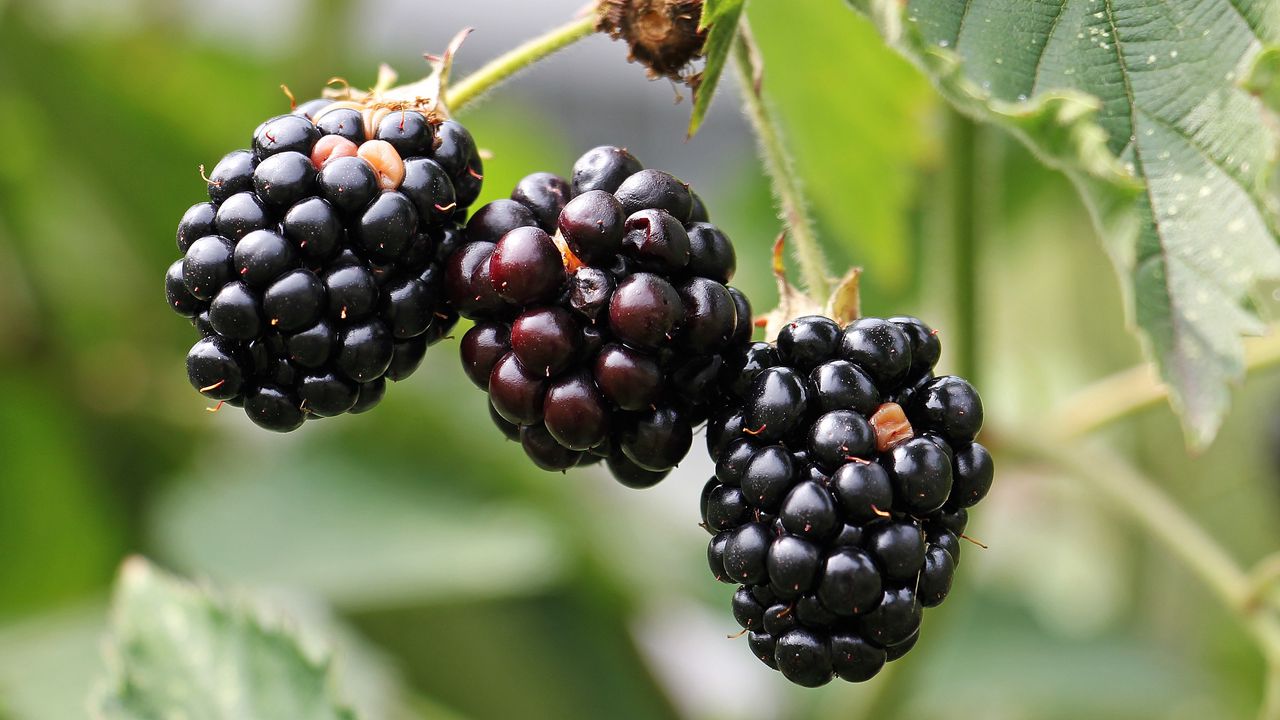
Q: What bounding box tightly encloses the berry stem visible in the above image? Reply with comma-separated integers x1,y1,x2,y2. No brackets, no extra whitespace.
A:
446,14,598,113
732,19,832,303
1050,327,1280,439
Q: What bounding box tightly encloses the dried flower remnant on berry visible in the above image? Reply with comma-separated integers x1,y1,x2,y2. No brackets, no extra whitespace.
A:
870,402,913,452
311,135,359,169
358,140,406,190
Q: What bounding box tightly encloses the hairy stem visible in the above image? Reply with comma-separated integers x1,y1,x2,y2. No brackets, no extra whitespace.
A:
732,19,831,302
446,15,597,113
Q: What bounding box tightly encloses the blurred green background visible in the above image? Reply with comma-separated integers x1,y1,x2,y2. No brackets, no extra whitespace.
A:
1,0,1277,718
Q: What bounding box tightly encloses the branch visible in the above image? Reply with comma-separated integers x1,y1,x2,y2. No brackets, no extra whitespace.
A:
1051,327,1280,439
1003,431,1280,719
1248,553,1280,614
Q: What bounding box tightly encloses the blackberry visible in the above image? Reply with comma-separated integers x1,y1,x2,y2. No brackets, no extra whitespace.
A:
206,150,256,204
215,192,270,241
511,172,571,232
490,227,565,303
570,146,643,196
447,147,752,486
702,315,993,684
165,95,484,430
511,306,580,376
559,191,626,264
181,235,235,301
208,282,263,341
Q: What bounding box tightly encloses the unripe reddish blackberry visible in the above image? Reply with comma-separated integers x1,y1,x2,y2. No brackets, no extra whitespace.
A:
701,315,992,684
167,96,483,430
448,146,753,486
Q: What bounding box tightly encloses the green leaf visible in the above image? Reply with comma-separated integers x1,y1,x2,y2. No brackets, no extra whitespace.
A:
95,558,359,720
687,0,745,138
849,0,1280,448
699,0,744,31
744,0,935,300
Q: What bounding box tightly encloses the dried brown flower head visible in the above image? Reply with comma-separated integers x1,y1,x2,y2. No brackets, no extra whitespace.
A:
598,0,707,83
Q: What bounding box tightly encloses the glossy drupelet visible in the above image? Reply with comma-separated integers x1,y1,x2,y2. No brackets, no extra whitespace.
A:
448,146,752,485
167,101,484,430
702,315,992,686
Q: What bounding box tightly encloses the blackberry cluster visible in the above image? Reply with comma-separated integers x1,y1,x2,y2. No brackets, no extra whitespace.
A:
447,146,753,486
164,100,484,431
701,315,993,686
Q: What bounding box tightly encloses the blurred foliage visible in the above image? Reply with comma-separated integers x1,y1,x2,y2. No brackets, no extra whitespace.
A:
0,0,1279,719
96,559,359,720
748,1,934,303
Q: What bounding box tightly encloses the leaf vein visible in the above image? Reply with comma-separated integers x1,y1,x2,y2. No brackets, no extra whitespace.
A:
1029,0,1068,97
1102,0,1189,370
1135,106,1252,196
953,0,977,50
1224,0,1266,42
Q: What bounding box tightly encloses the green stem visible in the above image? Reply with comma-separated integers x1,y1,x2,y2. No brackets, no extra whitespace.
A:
446,14,597,113
946,112,980,380
1247,553,1280,613
1006,433,1280,679
1262,663,1280,720
1050,328,1280,439
1043,441,1247,609
732,19,831,302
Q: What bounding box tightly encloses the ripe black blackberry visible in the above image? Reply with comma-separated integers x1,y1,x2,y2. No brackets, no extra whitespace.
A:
702,315,993,686
447,146,752,486
167,98,484,431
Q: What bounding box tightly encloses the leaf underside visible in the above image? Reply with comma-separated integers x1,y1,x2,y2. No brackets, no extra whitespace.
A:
94,558,358,720
851,0,1280,448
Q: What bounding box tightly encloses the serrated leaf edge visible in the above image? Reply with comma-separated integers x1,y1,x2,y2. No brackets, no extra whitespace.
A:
851,0,1280,449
